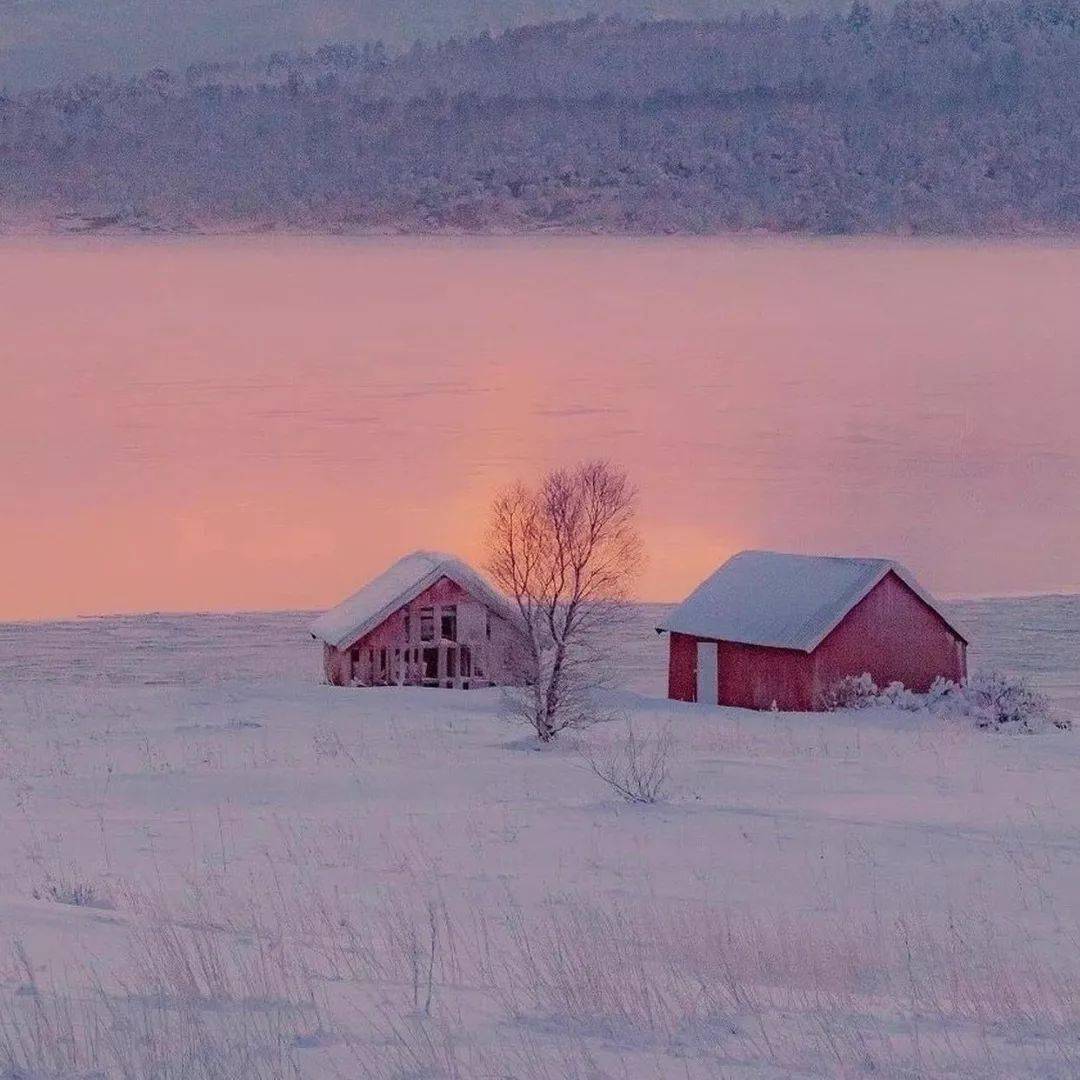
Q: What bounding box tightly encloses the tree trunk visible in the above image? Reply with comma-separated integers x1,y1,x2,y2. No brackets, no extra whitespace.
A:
544,639,567,733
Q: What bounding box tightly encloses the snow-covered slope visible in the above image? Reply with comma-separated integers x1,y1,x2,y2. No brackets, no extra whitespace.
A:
0,595,1077,1076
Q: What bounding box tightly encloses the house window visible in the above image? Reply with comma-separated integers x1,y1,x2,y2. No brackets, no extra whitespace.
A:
460,646,471,679
446,648,457,681
403,611,411,641
420,607,435,641
422,647,439,682
441,605,457,642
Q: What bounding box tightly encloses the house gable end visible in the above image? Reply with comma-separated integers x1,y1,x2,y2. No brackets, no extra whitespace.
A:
340,574,502,652
811,569,967,655
313,550,520,651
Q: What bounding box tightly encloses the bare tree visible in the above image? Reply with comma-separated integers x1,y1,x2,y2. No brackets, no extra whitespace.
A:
485,460,643,742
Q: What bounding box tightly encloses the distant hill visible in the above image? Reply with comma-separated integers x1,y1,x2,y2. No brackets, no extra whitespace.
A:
1,0,852,89
4,4,1080,236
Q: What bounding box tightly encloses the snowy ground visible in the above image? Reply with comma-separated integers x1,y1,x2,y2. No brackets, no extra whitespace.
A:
0,598,1078,1078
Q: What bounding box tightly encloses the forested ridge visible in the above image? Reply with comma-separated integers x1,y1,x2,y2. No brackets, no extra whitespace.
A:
4,1,1080,234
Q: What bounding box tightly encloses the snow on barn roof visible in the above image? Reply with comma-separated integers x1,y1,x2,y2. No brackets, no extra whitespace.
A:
310,550,519,651
657,550,966,652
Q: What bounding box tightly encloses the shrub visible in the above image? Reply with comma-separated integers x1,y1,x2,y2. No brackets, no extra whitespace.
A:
583,720,673,804
821,670,1068,734
924,675,961,708
878,681,924,712
820,673,880,711
948,671,1068,733
32,873,111,910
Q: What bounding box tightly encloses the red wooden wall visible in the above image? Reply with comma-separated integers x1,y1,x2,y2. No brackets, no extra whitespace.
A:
668,632,696,701
718,640,816,710
357,576,471,650
812,571,966,699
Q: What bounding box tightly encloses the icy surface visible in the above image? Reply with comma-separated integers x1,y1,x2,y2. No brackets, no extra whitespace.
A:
0,595,1077,1076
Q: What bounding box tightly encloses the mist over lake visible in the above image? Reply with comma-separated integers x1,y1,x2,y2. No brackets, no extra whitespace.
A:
2,235,1078,621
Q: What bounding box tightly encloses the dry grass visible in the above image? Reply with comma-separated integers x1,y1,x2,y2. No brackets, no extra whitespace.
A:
4,861,1080,1079
6,881,1080,1078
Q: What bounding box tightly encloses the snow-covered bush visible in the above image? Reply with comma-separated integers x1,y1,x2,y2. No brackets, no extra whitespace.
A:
878,681,924,712
822,670,1068,734
820,673,880,711
944,671,1068,734
924,676,960,709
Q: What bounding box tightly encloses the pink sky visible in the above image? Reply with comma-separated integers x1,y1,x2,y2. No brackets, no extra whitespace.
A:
2,236,1078,621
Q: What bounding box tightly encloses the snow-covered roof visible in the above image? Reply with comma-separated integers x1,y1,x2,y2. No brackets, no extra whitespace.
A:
310,550,519,650
657,550,966,652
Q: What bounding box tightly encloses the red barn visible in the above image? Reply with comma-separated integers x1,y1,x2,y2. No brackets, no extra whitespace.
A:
311,550,528,688
657,550,967,711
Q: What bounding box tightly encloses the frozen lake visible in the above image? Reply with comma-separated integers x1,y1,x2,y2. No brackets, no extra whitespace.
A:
2,237,1080,621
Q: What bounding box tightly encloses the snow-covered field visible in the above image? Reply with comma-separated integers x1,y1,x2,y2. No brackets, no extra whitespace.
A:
0,597,1078,1078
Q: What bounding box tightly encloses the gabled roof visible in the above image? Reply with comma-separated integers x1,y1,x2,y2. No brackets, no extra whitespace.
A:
656,549,966,652
310,550,519,650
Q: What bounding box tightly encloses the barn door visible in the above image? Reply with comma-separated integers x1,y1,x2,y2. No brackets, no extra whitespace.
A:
696,641,718,705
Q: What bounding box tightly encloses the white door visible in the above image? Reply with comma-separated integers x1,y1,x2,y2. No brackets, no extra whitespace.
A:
696,641,718,705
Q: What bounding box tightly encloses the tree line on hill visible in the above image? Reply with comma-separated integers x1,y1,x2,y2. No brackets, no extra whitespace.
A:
3,1,1080,234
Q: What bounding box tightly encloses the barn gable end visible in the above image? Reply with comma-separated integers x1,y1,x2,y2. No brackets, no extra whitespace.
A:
812,570,967,702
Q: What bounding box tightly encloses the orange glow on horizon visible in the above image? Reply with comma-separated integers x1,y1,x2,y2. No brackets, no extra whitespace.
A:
2,236,1079,621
